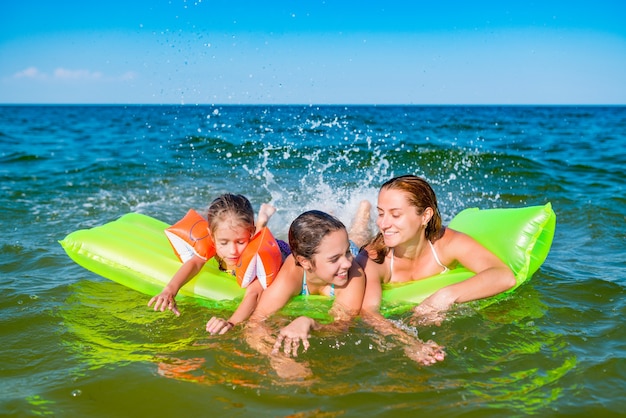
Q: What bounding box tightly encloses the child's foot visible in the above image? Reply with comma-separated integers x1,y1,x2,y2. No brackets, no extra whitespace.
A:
348,200,372,248
257,203,277,229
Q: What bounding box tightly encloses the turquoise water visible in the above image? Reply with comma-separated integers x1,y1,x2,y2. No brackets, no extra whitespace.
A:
1,105,624,416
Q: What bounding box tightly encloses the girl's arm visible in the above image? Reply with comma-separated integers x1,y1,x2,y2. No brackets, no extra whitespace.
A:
148,255,205,316
205,203,278,333
237,253,319,378
271,316,321,357
247,255,303,322
332,259,367,318
272,260,367,357
206,279,264,334
243,319,314,379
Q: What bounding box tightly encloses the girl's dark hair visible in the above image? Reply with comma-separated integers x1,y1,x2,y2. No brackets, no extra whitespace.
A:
366,175,443,264
289,210,346,267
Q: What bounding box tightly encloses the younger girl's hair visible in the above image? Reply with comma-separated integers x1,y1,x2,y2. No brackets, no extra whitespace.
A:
289,210,346,267
366,175,443,264
206,193,256,238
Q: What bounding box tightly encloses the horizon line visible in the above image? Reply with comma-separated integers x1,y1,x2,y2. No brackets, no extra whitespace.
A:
1,103,624,107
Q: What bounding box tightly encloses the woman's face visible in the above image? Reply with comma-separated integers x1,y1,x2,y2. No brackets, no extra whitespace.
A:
211,219,252,270
307,229,353,287
376,188,427,248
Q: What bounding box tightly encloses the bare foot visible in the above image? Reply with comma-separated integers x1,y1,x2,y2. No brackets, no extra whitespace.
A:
348,200,372,248
257,203,276,230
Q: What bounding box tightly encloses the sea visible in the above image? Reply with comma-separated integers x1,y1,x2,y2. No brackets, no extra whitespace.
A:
1,105,624,417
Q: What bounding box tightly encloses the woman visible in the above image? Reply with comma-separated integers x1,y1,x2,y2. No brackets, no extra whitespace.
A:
357,175,516,326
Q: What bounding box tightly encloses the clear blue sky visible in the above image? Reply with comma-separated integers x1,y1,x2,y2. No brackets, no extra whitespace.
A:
1,0,625,105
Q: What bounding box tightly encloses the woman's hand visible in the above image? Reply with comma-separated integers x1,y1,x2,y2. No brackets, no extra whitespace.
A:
206,317,234,335
403,339,446,366
271,316,317,357
148,290,180,316
410,289,455,326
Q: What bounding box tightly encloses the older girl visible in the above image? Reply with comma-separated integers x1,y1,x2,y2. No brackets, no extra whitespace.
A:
245,205,444,377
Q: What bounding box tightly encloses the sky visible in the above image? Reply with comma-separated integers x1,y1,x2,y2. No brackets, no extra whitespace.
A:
1,0,625,105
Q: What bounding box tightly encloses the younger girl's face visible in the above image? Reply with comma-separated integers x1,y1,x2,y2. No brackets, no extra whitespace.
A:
308,229,353,287
211,220,252,270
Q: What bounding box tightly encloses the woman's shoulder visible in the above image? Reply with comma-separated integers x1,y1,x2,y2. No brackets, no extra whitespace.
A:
437,226,490,259
441,226,479,244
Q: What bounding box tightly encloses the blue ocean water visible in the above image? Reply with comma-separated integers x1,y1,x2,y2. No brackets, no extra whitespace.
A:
1,105,624,417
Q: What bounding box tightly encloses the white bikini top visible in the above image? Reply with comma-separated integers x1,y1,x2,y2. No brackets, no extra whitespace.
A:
389,241,449,279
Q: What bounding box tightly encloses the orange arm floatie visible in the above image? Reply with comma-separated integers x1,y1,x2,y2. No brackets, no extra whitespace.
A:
164,209,216,262
235,227,282,289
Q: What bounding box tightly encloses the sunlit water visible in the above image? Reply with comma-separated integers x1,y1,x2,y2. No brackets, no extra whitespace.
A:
1,105,624,417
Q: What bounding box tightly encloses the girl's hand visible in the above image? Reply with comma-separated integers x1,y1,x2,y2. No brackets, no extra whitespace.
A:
148,290,180,316
206,317,234,335
271,316,316,357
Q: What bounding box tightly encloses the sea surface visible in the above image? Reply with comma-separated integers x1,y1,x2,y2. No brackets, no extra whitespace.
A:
1,105,624,417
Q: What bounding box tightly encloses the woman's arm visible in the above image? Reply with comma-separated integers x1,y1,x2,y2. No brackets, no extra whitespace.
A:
356,250,386,314
445,229,516,301
356,251,445,366
361,308,445,365
413,229,516,325
148,255,205,316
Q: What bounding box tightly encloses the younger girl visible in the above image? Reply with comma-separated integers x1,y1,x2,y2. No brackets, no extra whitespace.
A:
148,193,288,335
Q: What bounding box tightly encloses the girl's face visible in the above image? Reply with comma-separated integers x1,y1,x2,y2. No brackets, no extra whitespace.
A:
376,188,430,248
211,220,252,270
305,229,353,287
